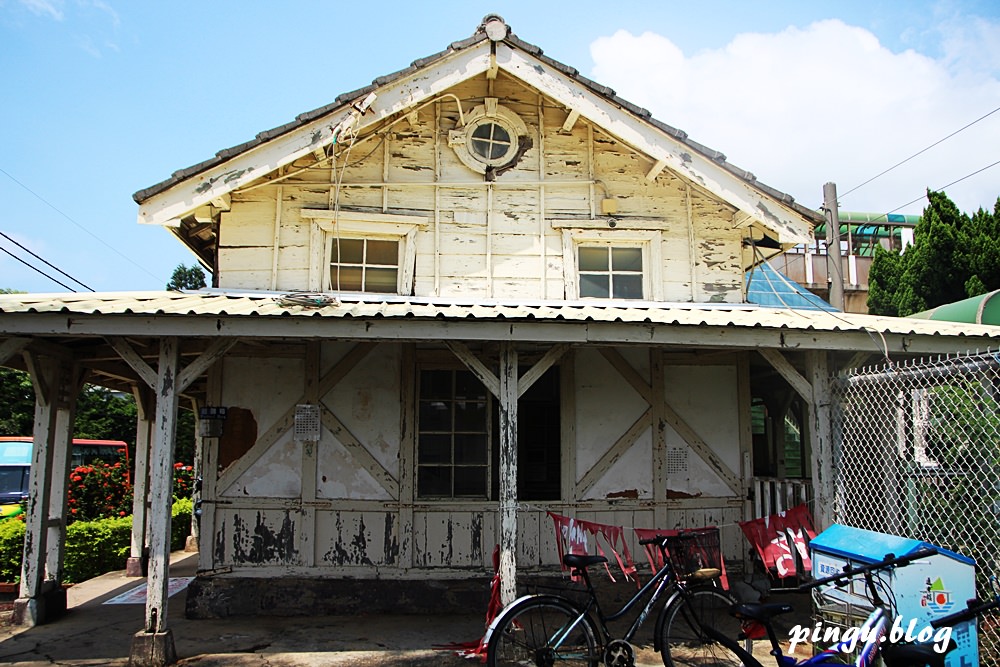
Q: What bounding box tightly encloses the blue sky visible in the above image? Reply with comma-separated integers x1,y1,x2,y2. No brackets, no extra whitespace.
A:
2,1,999,293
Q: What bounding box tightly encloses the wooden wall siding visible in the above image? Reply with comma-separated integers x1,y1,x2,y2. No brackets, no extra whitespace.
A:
662,364,741,498
216,508,300,567
573,348,742,501
215,74,748,302
315,510,399,567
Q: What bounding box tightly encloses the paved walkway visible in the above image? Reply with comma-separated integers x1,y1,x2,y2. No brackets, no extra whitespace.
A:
0,554,814,666
0,552,490,666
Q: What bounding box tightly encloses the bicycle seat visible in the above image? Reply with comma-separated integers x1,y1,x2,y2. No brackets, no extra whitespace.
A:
563,554,608,569
687,567,721,581
730,603,795,622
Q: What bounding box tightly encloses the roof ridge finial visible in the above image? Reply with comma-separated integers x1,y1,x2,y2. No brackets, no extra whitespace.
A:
478,14,509,42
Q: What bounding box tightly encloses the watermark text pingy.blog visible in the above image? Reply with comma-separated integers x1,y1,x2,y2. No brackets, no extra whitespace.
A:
787,617,953,654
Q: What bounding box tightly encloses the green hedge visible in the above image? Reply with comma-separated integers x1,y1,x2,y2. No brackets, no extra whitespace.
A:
0,499,192,584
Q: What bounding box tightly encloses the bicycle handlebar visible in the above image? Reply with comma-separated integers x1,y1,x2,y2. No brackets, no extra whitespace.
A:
799,546,938,591
930,595,1000,628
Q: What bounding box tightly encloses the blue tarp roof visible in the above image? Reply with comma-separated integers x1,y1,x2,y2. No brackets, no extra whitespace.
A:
746,262,839,312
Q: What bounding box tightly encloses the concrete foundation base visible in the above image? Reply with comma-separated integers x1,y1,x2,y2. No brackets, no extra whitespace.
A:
125,557,145,578
185,575,499,619
128,629,177,667
12,585,67,626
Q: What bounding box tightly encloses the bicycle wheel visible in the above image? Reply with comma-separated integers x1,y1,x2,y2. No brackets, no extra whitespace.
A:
487,595,600,667
660,587,747,667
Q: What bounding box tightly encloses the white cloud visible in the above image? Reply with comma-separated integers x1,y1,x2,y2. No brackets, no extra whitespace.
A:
18,0,63,20
590,17,1000,216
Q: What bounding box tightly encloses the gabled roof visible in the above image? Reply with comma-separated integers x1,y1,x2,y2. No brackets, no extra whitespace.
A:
134,15,821,246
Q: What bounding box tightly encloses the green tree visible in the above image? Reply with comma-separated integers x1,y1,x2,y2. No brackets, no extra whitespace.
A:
166,264,207,291
868,190,1000,316
0,369,36,435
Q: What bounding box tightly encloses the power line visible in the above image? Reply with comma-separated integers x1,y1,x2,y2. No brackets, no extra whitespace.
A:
0,246,78,292
840,104,1000,200
848,157,1000,225
0,166,167,285
0,231,94,292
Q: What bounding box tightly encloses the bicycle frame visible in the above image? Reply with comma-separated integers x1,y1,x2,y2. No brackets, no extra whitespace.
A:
483,548,699,653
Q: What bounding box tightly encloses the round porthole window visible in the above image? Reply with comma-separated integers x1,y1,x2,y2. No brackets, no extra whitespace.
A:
451,103,528,174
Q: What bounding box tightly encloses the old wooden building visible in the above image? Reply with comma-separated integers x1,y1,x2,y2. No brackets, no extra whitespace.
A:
2,15,999,665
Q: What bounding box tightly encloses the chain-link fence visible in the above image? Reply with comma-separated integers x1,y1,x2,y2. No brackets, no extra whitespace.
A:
830,351,1000,662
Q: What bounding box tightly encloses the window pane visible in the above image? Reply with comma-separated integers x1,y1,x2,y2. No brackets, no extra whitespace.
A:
454,433,487,464
419,400,452,432
366,240,398,265
612,274,643,299
612,247,642,271
418,466,451,497
454,371,487,400
472,123,495,140
365,267,398,293
578,246,608,271
453,467,487,497
421,370,452,399
332,238,364,264
331,266,363,291
580,273,609,298
454,401,486,431
418,434,452,464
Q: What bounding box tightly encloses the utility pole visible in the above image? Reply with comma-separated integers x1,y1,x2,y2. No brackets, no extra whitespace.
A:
823,182,845,311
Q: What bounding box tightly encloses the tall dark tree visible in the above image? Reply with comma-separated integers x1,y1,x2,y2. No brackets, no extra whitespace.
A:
868,190,1000,317
166,264,207,291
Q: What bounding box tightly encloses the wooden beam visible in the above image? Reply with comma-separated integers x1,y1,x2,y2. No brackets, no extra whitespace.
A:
517,343,570,398
758,348,813,403
319,407,398,499
447,342,500,399
559,109,580,134
176,338,239,393
660,401,742,494
21,351,49,407
0,337,29,365
106,337,157,389
645,158,667,182
599,348,655,405
577,407,652,496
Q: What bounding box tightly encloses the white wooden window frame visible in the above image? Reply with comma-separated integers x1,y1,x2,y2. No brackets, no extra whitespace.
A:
302,210,428,294
415,364,494,501
559,228,663,301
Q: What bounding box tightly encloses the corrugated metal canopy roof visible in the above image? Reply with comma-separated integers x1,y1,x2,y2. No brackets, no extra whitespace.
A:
1,291,997,343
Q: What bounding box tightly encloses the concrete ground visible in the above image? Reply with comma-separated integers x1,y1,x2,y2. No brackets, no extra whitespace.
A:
0,553,489,666
0,554,815,666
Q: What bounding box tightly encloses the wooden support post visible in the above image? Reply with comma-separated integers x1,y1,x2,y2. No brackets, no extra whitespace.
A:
130,337,179,666
128,385,154,577
497,342,518,607
45,365,81,587
650,349,668,528
806,350,833,530
14,357,73,626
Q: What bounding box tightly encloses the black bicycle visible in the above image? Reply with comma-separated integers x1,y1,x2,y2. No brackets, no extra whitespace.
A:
485,532,747,667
